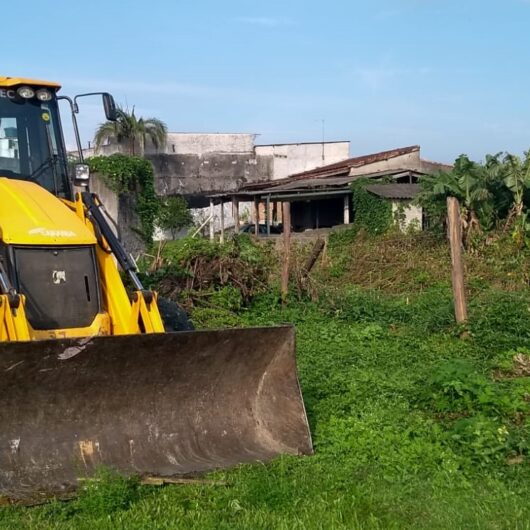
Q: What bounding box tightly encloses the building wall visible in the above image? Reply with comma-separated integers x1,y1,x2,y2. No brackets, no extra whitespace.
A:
85,133,257,158
392,200,423,231
160,133,256,155
147,153,273,198
90,174,146,256
256,142,350,180
84,134,353,240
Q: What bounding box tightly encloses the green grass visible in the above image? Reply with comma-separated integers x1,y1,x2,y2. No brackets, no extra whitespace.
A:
3,237,530,528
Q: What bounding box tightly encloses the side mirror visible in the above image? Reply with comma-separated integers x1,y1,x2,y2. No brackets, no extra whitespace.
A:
102,93,118,122
74,163,90,187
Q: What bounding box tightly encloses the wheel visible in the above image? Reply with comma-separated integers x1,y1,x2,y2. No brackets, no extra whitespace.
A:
157,297,194,332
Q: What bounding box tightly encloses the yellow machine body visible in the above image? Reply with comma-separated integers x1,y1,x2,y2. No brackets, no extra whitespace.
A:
0,178,164,341
0,76,312,502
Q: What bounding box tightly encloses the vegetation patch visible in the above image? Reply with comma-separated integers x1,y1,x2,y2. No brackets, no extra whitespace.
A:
4,228,530,528
88,154,159,242
351,179,393,235
139,235,276,311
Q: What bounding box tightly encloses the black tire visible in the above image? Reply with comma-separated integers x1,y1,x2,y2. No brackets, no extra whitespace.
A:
157,297,194,332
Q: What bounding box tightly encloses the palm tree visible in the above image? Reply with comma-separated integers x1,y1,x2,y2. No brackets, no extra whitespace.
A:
94,107,168,156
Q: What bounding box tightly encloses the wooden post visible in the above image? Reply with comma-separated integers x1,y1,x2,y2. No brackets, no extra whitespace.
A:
232,197,240,234
209,198,215,242
254,198,260,236
265,195,271,236
447,197,467,323
220,199,225,244
281,201,291,303
343,195,350,225
302,238,325,278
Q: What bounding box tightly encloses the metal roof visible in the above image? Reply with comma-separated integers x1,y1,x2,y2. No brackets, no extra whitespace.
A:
239,169,423,194
240,146,421,192
365,183,420,199
285,145,420,180
208,169,426,202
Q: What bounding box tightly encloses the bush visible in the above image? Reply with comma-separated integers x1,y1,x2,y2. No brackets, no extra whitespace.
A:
351,180,393,234
140,235,275,308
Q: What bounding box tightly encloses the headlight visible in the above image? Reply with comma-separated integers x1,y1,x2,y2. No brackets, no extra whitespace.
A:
36,89,53,102
17,86,35,99
74,163,90,186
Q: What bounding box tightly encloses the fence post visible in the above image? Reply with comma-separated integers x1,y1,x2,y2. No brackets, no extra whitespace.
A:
281,201,291,303
447,196,467,323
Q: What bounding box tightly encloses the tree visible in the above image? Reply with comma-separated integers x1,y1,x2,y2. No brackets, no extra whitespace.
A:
157,196,193,239
94,107,168,156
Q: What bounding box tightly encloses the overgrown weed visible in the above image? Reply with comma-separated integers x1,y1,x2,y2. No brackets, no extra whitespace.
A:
4,231,530,528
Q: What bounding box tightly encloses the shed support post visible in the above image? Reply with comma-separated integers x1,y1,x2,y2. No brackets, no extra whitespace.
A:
232,197,240,234
343,195,350,225
209,198,215,242
254,199,260,236
266,195,271,236
220,199,225,244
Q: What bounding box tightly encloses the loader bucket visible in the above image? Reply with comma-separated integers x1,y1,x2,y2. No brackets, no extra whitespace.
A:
0,326,312,502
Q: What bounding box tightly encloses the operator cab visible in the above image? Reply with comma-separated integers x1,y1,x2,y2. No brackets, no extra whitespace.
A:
0,78,117,200
0,83,72,199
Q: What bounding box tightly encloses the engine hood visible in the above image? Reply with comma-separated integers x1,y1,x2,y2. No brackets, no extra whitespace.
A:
0,178,96,245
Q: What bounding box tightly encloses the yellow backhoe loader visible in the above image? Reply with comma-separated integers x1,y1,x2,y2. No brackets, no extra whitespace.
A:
0,76,312,502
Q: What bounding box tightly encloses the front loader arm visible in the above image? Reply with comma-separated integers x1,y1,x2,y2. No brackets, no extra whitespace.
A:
79,192,164,335
0,260,30,341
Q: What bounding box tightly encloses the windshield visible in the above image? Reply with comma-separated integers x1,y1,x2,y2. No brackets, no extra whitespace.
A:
0,93,71,198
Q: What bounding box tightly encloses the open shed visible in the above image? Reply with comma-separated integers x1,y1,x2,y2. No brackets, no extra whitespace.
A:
206,145,449,238
210,168,425,236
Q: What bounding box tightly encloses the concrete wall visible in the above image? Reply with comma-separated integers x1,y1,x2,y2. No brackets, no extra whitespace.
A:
84,135,354,240
147,153,273,197
392,200,423,231
160,133,256,155
91,174,146,256
86,133,257,157
255,142,350,180
182,200,253,239
86,136,351,198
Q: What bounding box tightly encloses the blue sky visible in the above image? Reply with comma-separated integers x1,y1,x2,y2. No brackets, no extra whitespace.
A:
5,0,530,163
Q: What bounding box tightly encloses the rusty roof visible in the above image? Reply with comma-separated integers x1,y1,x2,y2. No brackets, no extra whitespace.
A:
240,145,420,192
290,145,419,178
365,183,420,199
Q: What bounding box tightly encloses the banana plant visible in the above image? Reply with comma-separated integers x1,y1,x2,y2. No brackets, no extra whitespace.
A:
418,155,496,245
502,153,530,221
